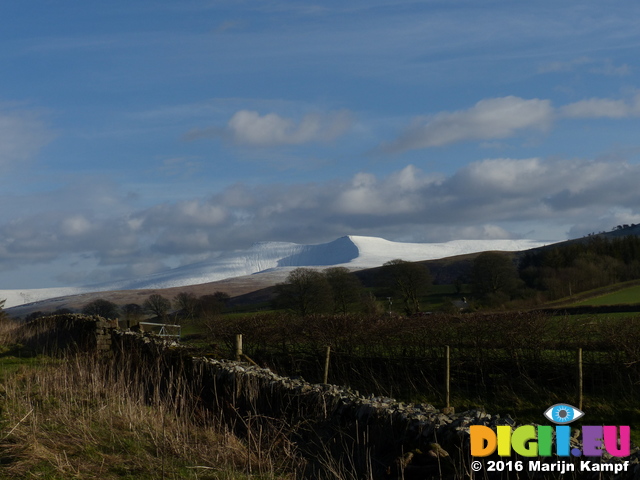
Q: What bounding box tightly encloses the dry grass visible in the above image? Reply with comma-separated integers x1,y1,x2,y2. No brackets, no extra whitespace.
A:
0,317,382,480
0,321,304,479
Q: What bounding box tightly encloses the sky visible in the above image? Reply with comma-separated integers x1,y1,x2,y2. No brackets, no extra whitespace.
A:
2,1,640,289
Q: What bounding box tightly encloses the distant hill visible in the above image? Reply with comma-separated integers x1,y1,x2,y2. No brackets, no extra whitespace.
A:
593,224,640,239
2,235,546,311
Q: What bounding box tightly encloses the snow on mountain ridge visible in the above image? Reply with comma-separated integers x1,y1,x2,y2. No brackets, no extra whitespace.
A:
346,235,545,266
0,235,548,308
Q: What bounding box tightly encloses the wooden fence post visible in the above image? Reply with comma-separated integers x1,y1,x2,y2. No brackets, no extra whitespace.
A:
446,345,450,409
441,345,454,414
235,334,243,361
323,345,331,384
577,347,583,411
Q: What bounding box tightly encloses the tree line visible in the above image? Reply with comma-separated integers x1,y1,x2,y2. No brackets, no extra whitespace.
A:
20,291,231,325
274,235,640,314
14,234,640,323
459,235,640,307
274,261,434,316
519,235,640,301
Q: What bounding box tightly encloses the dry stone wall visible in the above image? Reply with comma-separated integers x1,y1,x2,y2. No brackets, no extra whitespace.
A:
14,315,640,479
109,330,470,477
108,330,640,479
12,313,115,355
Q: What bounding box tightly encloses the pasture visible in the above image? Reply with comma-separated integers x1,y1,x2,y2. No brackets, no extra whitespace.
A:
190,310,640,444
571,284,640,306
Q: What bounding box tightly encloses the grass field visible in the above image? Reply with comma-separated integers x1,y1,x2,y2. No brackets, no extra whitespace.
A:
571,285,640,306
191,309,640,445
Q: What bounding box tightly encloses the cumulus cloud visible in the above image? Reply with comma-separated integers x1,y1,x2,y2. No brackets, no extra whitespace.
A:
134,158,640,241
381,97,553,153
560,94,640,119
134,157,640,251
447,158,553,197
138,200,227,229
380,93,640,154
334,165,441,215
61,215,92,236
185,109,352,147
4,156,640,286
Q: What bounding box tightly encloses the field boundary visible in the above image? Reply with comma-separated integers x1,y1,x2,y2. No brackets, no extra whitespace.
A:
9,313,639,479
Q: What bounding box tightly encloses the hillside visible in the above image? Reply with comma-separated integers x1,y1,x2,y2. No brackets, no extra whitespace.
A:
571,283,640,306
2,235,546,311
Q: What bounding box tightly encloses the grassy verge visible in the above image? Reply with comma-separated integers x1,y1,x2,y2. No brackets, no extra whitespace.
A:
542,279,640,308
570,284,640,306
0,349,302,479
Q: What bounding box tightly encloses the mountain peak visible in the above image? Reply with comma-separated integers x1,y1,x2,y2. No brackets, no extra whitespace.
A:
1,235,547,308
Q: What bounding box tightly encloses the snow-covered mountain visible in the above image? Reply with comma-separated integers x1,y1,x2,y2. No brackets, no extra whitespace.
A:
0,235,549,308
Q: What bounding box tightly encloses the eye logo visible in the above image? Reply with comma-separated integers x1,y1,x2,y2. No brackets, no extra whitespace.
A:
544,404,585,424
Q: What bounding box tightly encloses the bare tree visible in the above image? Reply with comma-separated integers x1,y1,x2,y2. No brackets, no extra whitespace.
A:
143,294,171,322
173,292,198,320
380,259,432,315
275,268,333,316
82,298,119,319
471,252,519,303
196,294,227,319
211,291,231,305
323,267,362,314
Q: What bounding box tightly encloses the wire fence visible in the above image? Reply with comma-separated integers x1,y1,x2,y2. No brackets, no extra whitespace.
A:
203,311,640,410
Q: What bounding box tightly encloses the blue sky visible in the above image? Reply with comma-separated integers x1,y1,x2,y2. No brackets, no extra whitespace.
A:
2,0,640,288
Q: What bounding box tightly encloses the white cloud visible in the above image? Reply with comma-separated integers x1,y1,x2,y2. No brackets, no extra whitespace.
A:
463,225,513,240
61,215,92,236
560,94,640,119
381,97,553,153
449,158,552,196
380,93,640,154
154,231,212,254
334,165,440,215
186,109,353,148
4,156,640,286
139,200,227,229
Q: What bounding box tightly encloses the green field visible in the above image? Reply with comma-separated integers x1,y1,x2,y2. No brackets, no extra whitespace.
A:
571,285,640,306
